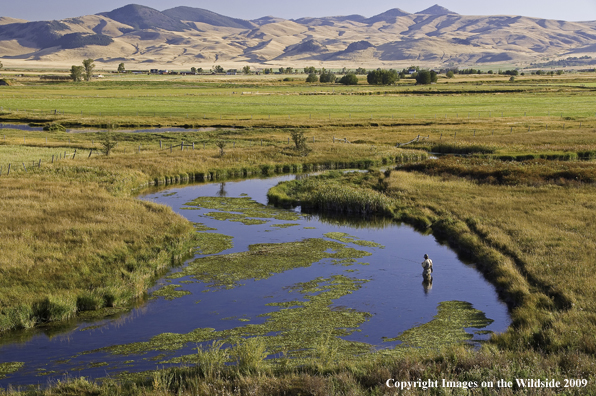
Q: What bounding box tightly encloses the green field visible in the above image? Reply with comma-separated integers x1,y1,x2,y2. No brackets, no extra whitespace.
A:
1,71,596,395
2,74,596,121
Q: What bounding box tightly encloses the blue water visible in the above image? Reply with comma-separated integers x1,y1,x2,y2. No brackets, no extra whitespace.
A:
0,174,509,388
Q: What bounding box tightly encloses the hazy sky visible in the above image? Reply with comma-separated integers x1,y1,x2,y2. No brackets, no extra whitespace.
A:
3,0,596,22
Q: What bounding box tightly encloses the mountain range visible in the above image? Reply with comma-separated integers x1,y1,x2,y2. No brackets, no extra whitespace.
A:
1,3,595,69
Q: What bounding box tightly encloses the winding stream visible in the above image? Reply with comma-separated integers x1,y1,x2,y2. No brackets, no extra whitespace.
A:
0,174,509,387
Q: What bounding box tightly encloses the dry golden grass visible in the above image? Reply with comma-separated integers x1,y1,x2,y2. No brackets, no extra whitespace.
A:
385,170,596,353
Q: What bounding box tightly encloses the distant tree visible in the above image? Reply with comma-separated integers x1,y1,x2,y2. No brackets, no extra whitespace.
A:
339,73,359,85
213,65,224,73
82,58,95,81
355,67,366,75
290,130,310,155
509,76,516,83
284,67,292,74
415,70,437,84
446,70,455,78
303,66,316,74
216,141,226,156
367,69,398,85
264,68,271,74
279,67,285,74
319,69,335,83
487,70,493,74
0,61,3,70
306,73,318,83
117,63,125,73
535,70,543,75
556,70,564,75
70,65,84,82
243,65,251,74
190,67,197,74
100,131,117,156
197,67,203,73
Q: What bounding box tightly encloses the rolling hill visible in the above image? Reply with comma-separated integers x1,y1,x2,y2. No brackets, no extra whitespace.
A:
0,3,595,69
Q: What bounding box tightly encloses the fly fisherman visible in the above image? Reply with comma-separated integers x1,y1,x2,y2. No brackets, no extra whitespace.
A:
421,254,433,278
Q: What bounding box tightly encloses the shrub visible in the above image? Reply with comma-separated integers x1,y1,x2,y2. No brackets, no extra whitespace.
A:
319,70,336,83
339,73,359,85
306,73,318,82
367,69,398,85
415,70,438,84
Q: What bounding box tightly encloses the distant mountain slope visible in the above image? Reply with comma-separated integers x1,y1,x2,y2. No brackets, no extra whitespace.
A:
416,5,457,15
365,8,411,24
98,4,188,31
0,3,596,67
162,6,255,29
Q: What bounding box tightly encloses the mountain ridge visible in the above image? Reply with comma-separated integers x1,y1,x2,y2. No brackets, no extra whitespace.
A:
0,3,595,68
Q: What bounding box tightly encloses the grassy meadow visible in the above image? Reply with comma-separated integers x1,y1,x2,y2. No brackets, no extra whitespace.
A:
1,71,596,394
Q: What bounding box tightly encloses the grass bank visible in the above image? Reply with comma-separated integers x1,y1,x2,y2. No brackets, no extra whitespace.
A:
0,140,425,333
266,165,596,390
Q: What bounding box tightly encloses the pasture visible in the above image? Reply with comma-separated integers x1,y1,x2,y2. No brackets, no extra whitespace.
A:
1,71,596,395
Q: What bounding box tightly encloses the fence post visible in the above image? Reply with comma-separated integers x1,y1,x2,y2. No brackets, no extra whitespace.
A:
473,130,475,136
138,145,141,154
440,134,442,140
7,164,10,175
333,136,335,143
52,155,54,163
73,149,77,159
23,163,26,171
160,140,162,149
38,159,41,168
192,142,195,150
181,141,184,151
287,138,289,144
88,150,92,158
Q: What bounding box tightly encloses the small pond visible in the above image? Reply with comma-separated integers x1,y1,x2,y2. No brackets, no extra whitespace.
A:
0,174,509,387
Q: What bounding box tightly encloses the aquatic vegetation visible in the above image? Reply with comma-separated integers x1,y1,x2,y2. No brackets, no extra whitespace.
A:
151,285,191,301
93,275,372,364
183,196,302,222
193,232,233,255
191,222,217,231
270,223,300,228
0,362,24,379
169,238,371,289
324,232,385,248
384,301,493,349
204,212,268,225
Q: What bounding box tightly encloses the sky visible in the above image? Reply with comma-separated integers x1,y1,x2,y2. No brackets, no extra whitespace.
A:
2,0,596,23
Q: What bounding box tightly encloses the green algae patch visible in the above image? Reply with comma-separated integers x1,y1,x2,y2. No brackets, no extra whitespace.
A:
192,222,217,231
183,196,303,223
304,227,316,229
151,284,191,301
0,362,24,379
194,232,233,255
324,232,385,248
384,301,493,350
204,212,268,225
169,238,372,289
88,275,372,365
271,223,300,229
162,192,177,197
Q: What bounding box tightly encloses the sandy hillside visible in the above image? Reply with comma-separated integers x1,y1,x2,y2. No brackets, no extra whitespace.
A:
1,4,595,69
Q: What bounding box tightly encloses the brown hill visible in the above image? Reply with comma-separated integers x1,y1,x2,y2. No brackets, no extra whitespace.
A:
0,4,595,69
